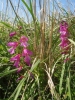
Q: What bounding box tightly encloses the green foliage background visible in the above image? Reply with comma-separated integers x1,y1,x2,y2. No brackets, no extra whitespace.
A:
0,0,75,100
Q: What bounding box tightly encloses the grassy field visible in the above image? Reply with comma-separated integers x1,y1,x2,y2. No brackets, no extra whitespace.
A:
0,0,75,100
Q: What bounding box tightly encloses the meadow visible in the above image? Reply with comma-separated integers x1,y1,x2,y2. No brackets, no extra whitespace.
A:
0,0,75,100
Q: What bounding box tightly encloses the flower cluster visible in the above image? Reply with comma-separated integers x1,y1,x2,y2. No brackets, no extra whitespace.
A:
7,32,32,73
59,21,70,54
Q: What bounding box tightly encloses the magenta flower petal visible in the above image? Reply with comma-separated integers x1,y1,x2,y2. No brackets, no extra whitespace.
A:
20,36,28,47
7,42,18,54
59,21,70,54
13,60,20,68
24,56,31,66
60,36,68,41
59,21,69,36
60,42,69,48
20,36,28,42
17,66,22,72
7,42,18,47
22,48,32,57
8,47,15,54
10,54,20,67
60,21,68,31
9,32,16,37
20,42,28,48
10,54,20,62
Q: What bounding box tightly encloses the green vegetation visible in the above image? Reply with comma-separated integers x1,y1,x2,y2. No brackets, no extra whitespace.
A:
0,0,75,100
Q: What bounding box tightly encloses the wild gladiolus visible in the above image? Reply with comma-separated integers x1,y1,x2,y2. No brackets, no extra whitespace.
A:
10,54,20,67
7,34,33,79
22,48,32,57
17,65,23,72
24,55,31,66
7,42,18,54
59,21,70,54
22,48,32,66
20,36,28,47
9,32,16,37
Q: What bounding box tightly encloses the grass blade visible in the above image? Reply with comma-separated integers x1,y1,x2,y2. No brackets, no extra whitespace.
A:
59,62,65,95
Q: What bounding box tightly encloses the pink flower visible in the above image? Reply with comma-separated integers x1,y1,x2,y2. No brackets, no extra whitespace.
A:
10,54,20,67
22,48,32,57
22,48,32,66
17,65,23,72
60,21,68,34
9,32,16,37
24,55,31,66
7,42,18,54
20,36,28,47
7,42,18,47
8,47,15,54
60,36,68,40
59,21,70,54
60,38,70,48
14,60,20,68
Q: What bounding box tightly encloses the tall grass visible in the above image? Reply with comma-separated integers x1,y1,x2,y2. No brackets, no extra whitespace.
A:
0,0,75,100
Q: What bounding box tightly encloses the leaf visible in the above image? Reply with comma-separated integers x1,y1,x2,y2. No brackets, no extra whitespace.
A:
21,0,35,21
0,39,8,52
59,62,65,95
68,39,75,45
0,21,12,29
0,30,8,34
14,78,25,100
8,59,40,100
30,59,40,72
0,68,17,78
8,72,28,100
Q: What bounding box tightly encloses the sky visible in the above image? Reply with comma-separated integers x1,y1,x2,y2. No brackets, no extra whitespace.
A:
0,0,75,22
